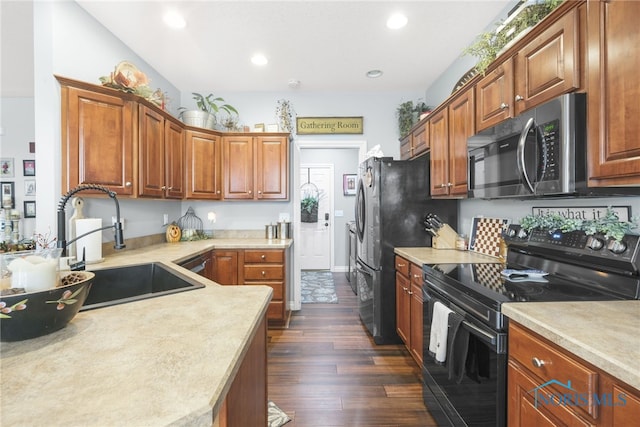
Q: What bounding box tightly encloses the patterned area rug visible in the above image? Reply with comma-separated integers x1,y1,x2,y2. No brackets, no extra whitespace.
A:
268,400,291,427
301,270,338,303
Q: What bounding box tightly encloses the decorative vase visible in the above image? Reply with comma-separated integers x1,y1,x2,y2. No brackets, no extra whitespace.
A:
181,111,216,130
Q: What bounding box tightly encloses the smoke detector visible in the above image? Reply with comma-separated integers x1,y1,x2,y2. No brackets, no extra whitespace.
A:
288,79,300,89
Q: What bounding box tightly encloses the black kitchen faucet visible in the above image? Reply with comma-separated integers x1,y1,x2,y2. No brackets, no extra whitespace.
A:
56,184,126,268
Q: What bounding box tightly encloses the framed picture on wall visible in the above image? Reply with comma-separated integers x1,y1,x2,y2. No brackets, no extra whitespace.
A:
343,174,357,196
23,159,36,176
1,158,14,178
24,201,36,218
24,179,36,196
1,181,15,209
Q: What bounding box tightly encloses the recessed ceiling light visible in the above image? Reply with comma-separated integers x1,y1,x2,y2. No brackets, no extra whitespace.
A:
386,13,408,30
251,54,268,66
163,10,186,29
366,70,383,78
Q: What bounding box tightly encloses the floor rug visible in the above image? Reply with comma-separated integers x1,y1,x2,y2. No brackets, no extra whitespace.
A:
268,400,291,427
301,270,338,303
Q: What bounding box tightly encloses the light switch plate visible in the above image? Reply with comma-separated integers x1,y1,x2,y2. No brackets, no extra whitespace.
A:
335,210,344,217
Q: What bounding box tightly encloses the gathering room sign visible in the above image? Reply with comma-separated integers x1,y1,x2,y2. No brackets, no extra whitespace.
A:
296,117,363,135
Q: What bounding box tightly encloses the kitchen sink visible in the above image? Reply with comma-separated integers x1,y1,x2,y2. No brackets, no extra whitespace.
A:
80,262,205,311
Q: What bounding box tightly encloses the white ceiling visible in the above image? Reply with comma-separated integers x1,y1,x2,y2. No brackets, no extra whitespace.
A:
1,1,511,97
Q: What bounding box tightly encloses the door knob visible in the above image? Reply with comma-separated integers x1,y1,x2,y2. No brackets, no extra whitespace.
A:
325,222,329,226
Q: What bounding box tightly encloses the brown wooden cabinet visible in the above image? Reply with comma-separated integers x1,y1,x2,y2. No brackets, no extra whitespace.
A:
395,255,423,367
210,248,289,326
138,105,184,199
209,250,239,284
475,58,514,132
214,315,267,427
59,80,135,195
508,321,640,426
399,120,429,160
430,87,474,198
184,130,222,200
586,0,640,186
223,135,289,200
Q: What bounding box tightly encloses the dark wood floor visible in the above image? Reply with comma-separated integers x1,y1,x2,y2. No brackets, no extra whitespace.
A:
267,272,438,426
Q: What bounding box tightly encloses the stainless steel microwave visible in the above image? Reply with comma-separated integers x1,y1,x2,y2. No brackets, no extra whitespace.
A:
468,93,586,199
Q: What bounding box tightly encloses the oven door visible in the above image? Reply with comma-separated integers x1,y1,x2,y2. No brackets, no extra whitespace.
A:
422,287,507,427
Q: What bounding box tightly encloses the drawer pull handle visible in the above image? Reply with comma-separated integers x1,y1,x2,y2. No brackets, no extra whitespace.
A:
397,263,405,267
532,357,546,368
413,274,420,279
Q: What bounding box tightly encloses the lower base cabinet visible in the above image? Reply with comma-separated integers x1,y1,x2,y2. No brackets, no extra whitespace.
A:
508,321,640,426
209,248,289,326
213,315,267,427
395,255,423,367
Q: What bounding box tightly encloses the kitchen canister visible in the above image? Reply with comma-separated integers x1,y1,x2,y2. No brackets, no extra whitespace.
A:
265,224,277,239
277,221,291,240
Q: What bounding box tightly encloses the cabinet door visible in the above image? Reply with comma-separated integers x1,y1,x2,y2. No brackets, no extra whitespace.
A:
587,0,640,186
475,58,514,132
514,9,580,115
399,135,412,160
62,86,134,195
164,119,184,199
412,122,429,158
255,136,288,200
409,282,423,367
185,130,222,199
138,105,165,198
395,272,410,344
429,109,450,196
448,88,474,197
210,250,238,285
224,135,254,199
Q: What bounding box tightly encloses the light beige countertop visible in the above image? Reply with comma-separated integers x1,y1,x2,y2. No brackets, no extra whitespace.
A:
0,238,286,426
394,247,503,265
503,301,640,390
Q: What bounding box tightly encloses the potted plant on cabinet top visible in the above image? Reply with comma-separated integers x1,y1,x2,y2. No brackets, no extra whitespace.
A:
397,101,415,138
463,0,562,75
178,92,238,130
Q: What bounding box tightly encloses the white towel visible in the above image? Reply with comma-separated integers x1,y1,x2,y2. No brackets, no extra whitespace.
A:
429,301,454,363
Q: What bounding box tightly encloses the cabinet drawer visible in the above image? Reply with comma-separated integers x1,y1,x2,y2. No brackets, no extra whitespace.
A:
510,323,599,419
409,263,422,287
244,250,284,263
267,301,285,320
395,256,410,277
243,265,284,280
247,281,283,300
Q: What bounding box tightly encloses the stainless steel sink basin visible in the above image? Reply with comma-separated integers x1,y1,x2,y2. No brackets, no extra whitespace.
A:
80,262,204,311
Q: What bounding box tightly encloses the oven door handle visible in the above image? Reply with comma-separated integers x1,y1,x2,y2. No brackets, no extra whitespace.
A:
462,320,498,347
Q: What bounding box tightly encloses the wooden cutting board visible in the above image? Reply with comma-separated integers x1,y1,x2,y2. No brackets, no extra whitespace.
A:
469,217,509,258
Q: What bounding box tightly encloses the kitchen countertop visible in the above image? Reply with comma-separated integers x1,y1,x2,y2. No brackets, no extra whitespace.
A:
0,238,291,426
503,301,640,391
394,247,502,265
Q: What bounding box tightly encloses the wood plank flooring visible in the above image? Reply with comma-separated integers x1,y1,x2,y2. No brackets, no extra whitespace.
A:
267,272,438,426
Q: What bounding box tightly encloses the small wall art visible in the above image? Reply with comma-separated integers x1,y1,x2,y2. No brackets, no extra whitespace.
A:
343,174,357,196
23,159,35,176
24,201,36,218
1,181,15,209
24,179,36,196
1,158,14,178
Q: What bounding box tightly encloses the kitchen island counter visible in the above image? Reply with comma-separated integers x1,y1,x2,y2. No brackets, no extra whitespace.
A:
503,300,640,390
0,239,278,426
394,247,501,265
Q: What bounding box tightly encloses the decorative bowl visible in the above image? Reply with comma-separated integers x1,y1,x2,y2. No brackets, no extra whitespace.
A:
0,271,94,342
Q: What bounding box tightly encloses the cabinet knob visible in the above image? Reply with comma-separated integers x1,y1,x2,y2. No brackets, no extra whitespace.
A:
258,190,262,194
447,182,453,187
261,254,266,260
439,183,447,188
216,190,221,194
407,289,413,295
125,182,132,188
161,186,167,190
248,190,252,194
515,95,524,102
500,103,509,110
413,274,420,279
168,186,173,190
402,286,409,292
531,357,546,368
261,270,266,276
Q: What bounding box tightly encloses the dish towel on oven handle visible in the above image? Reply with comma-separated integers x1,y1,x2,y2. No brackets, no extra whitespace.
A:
447,311,470,383
429,301,454,364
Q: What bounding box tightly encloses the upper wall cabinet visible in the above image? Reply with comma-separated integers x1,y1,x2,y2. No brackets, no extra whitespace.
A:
399,120,429,160
138,105,184,199
476,6,581,132
223,135,289,200
586,0,640,186
59,79,135,196
57,76,290,201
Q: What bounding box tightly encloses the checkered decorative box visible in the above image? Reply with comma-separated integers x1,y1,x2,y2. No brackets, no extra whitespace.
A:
469,217,509,258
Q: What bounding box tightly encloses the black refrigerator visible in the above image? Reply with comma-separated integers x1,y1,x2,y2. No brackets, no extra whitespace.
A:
355,155,457,344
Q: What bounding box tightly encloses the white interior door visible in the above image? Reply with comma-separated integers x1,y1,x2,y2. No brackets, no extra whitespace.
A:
299,165,332,270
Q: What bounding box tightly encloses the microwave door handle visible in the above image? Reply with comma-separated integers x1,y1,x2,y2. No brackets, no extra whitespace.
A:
517,117,536,193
